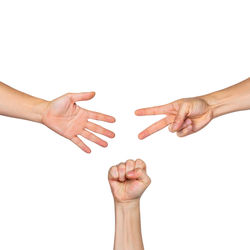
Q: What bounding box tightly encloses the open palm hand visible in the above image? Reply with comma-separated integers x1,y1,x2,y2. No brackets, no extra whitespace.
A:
42,92,115,153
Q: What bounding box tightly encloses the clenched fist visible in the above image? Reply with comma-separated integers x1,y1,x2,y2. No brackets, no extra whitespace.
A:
108,159,151,203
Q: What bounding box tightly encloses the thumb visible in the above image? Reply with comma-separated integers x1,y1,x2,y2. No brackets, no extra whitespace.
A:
172,103,189,132
126,169,151,186
69,92,96,102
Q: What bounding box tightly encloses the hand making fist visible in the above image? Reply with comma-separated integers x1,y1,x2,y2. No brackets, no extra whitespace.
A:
108,159,151,203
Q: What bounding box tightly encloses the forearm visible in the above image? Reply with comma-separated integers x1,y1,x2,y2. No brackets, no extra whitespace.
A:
114,200,144,250
201,77,250,118
0,82,49,123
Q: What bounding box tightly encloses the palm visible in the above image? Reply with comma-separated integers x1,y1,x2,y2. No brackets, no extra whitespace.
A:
42,92,115,153
110,179,146,202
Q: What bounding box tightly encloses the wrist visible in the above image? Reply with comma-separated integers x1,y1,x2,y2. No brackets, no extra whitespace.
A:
32,99,50,123
200,91,231,118
115,199,140,209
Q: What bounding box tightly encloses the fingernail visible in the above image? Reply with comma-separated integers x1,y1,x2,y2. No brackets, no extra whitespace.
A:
173,123,178,130
110,132,115,138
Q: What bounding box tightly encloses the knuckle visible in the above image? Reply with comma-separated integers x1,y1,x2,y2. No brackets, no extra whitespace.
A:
118,163,125,169
110,166,117,176
136,158,143,164
162,119,169,126
168,124,174,133
147,177,152,185
135,159,146,169
65,92,72,96
136,168,142,174
178,98,185,103
177,132,184,137
126,159,134,164
117,162,124,168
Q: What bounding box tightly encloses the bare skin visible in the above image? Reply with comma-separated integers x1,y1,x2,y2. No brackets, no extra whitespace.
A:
0,82,115,153
135,77,250,139
108,159,151,250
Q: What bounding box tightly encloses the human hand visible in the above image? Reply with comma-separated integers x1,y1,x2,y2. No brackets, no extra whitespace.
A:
135,97,213,139
41,92,115,153
108,159,151,203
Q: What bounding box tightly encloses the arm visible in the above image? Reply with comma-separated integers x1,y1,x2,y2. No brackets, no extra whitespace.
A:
202,78,250,118
0,82,48,122
135,77,250,138
114,201,143,250
0,81,115,153
108,159,151,250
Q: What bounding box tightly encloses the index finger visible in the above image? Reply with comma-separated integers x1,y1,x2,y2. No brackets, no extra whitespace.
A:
138,115,174,140
135,103,172,116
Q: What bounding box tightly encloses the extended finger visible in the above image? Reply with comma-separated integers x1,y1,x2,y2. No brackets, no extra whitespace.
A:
69,92,96,102
138,116,174,140
88,110,116,123
81,130,108,147
86,121,115,138
71,136,91,153
177,125,193,137
135,104,172,116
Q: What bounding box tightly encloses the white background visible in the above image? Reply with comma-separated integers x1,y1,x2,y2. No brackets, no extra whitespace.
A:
0,1,250,249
